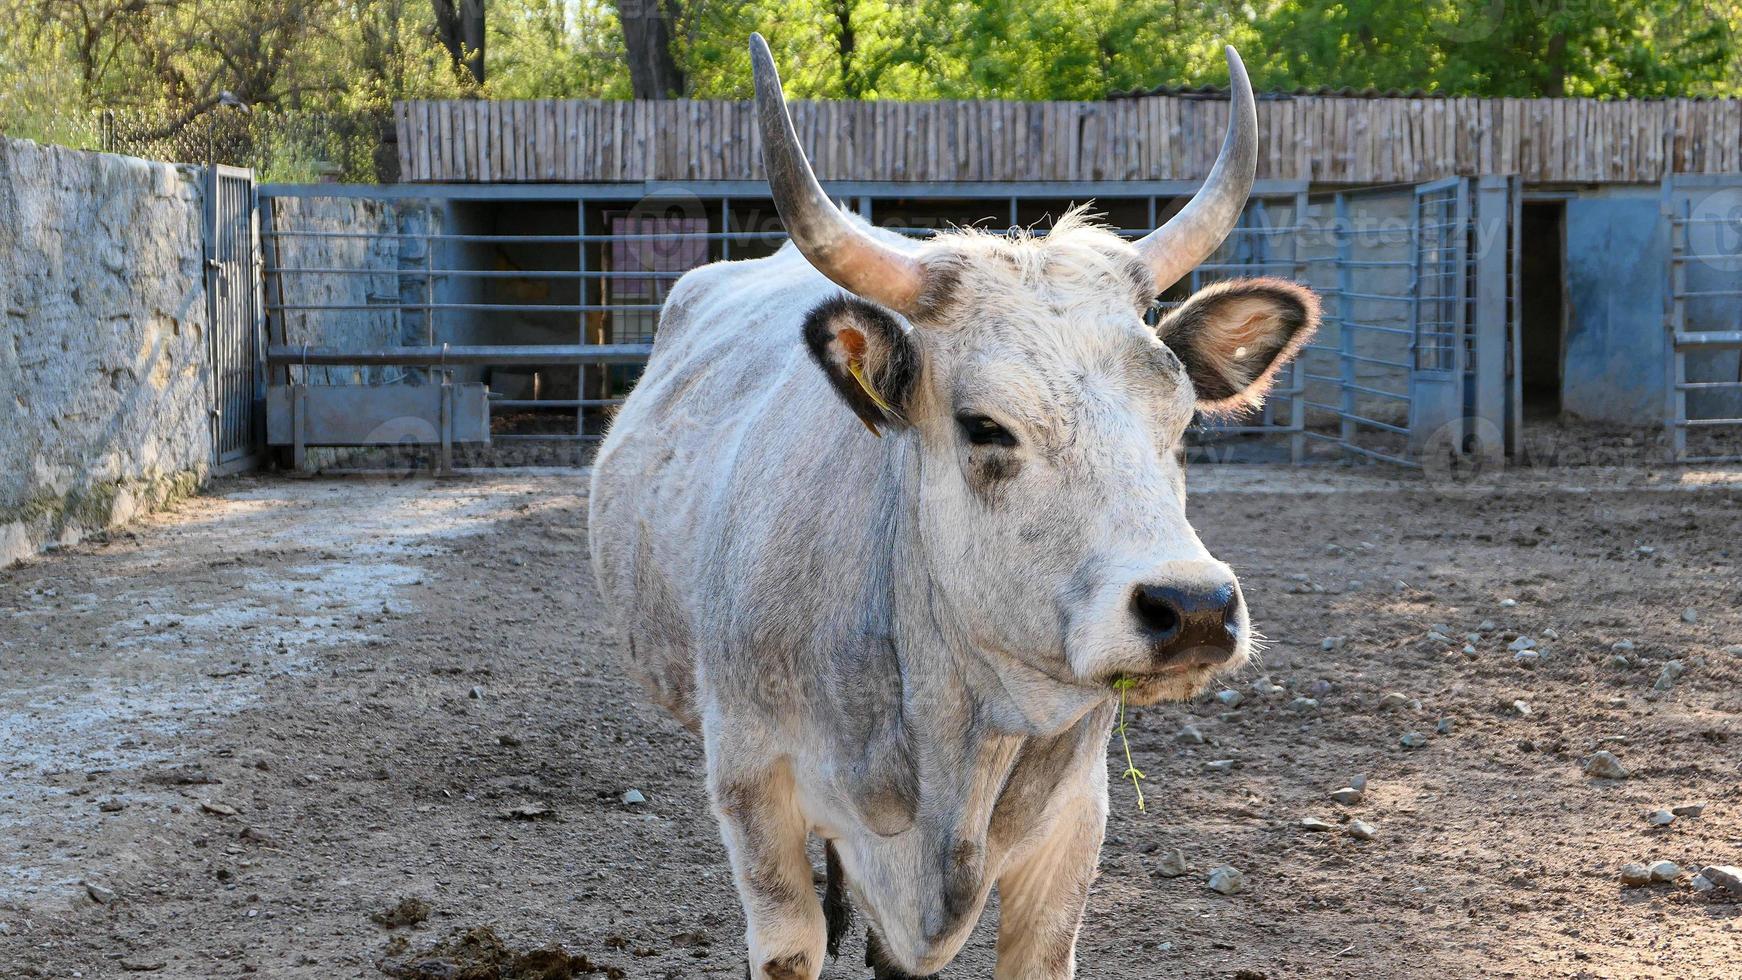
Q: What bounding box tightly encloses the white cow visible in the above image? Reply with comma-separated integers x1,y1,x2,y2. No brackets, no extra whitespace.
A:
590,34,1318,980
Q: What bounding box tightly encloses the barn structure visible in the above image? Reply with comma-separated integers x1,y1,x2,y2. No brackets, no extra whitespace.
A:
251,92,1742,469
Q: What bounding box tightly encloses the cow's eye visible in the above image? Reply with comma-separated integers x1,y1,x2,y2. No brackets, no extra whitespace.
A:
957,413,1017,447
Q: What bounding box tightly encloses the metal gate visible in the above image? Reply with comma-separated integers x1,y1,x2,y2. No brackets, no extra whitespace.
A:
1663,175,1742,463
205,165,265,472
1301,177,1517,467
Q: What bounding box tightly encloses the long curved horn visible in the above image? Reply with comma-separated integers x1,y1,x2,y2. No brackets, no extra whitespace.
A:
1135,46,1257,292
751,33,927,314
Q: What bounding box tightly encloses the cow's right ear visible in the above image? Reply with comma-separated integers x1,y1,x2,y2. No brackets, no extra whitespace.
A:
803,296,920,436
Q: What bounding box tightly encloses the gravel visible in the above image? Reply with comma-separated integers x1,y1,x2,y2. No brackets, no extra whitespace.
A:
1584,751,1629,779
1154,848,1189,878
1699,865,1742,897
1206,865,1246,895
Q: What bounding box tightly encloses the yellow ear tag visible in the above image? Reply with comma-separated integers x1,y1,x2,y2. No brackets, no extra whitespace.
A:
847,357,894,437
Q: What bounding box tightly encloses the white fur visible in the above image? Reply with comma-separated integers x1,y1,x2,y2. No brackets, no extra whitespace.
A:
589,212,1263,979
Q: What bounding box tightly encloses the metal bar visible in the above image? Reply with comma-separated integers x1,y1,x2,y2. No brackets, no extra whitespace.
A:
577,199,590,441
266,344,653,366
1340,322,1415,336
258,178,1313,202
1302,403,1412,435
1472,175,1510,464
265,302,664,313
1197,423,1306,435
1676,381,1742,390
1344,352,1414,370
1676,418,1742,427
1669,253,1742,264
1335,193,1357,454
1302,433,1422,468
492,433,605,443
263,267,689,280
1675,332,1742,347
1338,291,1418,304
1666,186,1689,460
261,230,789,243
491,398,626,408
1304,375,1409,400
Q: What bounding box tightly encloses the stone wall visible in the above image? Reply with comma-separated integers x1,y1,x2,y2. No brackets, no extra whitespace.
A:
264,195,413,385
0,138,212,566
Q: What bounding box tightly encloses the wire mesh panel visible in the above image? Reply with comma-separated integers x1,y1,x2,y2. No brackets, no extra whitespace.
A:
206,166,264,471
1412,181,1468,373
1297,185,1423,466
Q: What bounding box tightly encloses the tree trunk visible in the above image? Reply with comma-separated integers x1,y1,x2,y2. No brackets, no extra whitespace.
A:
621,0,685,99
1543,31,1567,98
432,0,486,85
833,0,859,97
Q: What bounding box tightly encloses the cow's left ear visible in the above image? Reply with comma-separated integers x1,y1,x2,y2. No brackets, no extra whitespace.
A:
803,296,921,436
1157,277,1321,414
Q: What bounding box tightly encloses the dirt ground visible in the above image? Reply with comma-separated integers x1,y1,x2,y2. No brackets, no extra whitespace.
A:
3,463,1740,979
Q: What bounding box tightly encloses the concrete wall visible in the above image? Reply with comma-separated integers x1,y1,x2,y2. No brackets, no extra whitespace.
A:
1563,189,1671,425
265,195,414,385
0,138,212,566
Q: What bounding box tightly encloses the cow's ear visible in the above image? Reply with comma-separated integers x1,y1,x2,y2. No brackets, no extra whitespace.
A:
1157,277,1321,414
803,296,921,436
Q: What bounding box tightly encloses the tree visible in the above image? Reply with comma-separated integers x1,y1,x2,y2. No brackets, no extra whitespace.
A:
431,0,487,84
621,0,686,97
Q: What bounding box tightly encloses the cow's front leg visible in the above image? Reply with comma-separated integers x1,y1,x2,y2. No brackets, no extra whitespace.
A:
992,781,1107,979
709,754,824,980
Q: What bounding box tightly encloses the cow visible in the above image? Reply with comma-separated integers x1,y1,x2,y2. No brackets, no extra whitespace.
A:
589,34,1319,980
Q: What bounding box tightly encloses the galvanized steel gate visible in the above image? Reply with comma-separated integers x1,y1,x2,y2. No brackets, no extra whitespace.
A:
251,179,1530,469
205,165,265,472
1663,175,1742,463
1300,176,1519,468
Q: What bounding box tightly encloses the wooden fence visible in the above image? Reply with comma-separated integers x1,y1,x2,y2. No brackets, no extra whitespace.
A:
395,95,1742,185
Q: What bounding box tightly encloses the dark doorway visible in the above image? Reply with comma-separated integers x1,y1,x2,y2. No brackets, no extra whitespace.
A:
1519,202,1566,417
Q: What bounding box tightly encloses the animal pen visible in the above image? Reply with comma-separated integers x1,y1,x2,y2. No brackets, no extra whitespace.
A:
238,93,1742,471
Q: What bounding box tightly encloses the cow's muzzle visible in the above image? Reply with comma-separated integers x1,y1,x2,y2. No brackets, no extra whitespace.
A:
1130,579,1242,668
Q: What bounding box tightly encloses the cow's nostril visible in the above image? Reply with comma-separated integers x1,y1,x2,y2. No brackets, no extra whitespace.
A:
1130,584,1183,639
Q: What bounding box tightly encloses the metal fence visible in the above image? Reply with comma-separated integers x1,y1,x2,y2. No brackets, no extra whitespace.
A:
257,180,1322,464
1294,177,1517,468
1664,175,1742,464
1,106,396,183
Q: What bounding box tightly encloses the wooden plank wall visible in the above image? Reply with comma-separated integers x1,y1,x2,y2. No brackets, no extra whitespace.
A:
393,96,1742,185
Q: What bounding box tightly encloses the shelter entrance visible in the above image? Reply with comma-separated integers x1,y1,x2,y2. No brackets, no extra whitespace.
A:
1519,201,1566,419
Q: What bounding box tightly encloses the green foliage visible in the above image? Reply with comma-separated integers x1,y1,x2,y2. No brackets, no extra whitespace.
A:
0,0,1737,180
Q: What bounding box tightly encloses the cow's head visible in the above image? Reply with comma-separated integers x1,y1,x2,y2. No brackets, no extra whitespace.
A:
754,35,1318,708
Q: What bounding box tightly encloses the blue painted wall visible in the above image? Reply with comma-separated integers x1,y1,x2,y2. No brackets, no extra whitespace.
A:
1562,192,1669,425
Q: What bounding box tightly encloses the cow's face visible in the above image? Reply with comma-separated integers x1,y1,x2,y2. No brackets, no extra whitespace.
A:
805,215,1318,706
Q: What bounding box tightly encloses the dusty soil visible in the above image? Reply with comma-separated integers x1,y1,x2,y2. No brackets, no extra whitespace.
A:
2,465,1740,979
